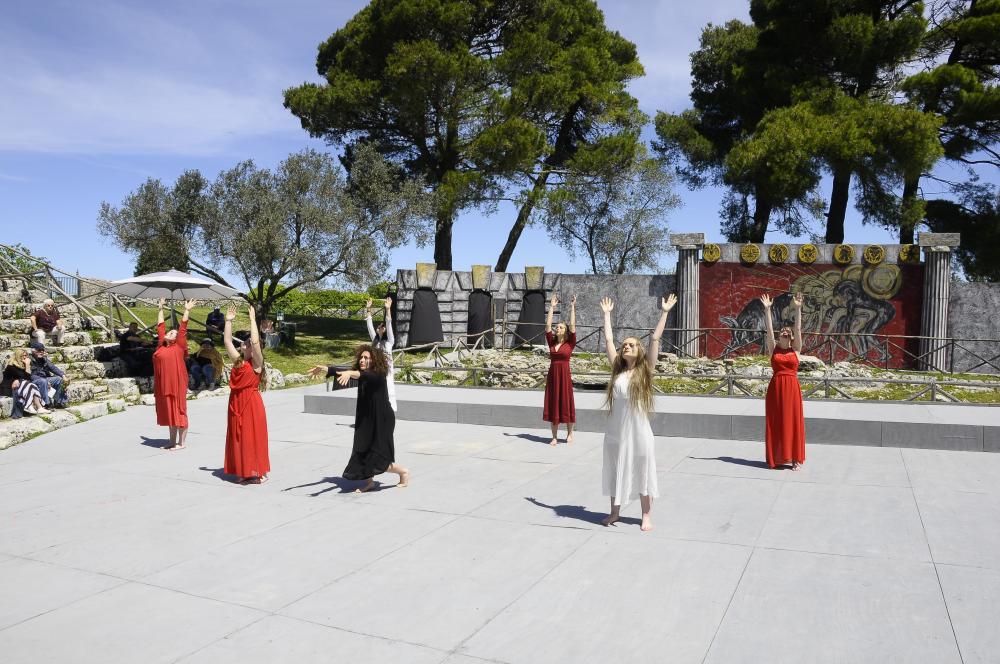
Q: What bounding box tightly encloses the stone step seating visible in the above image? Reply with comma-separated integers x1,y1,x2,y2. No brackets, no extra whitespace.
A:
0,289,148,449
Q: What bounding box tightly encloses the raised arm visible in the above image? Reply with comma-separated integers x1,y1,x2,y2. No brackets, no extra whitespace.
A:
760,294,776,355
247,305,264,371
648,294,677,370
364,298,376,342
157,298,166,343
792,292,803,354
181,299,195,323
336,368,361,386
600,297,617,365
179,299,195,347
222,304,240,361
383,297,395,349
546,294,557,334
569,295,577,334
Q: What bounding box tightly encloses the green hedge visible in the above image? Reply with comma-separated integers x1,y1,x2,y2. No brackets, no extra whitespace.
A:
250,282,395,316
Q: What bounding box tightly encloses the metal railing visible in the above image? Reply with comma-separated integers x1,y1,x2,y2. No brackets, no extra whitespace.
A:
393,320,1000,375
391,364,1000,404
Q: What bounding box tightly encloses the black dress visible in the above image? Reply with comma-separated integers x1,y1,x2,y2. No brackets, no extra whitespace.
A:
343,370,396,480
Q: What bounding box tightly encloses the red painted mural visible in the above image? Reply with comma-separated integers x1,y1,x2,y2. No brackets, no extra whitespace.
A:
699,262,925,368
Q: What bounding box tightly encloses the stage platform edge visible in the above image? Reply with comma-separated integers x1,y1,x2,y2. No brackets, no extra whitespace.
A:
303,384,1000,453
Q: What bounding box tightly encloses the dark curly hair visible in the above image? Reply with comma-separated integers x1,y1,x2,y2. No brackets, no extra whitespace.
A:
353,343,389,376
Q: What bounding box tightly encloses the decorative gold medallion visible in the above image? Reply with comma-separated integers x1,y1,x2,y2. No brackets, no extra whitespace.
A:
798,243,818,264
861,264,902,300
739,243,760,264
768,243,789,263
702,243,721,263
898,244,921,263
833,244,855,264
863,244,885,265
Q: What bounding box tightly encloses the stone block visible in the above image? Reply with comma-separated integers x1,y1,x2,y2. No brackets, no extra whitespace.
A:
881,422,983,451
805,418,882,447
0,335,13,350
57,345,96,362
40,410,79,429
670,232,705,247
265,366,285,389
985,427,1000,453
284,373,307,385
303,394,354,416
0,416,53,444
731,415,766,442
653,411,732,439
93,344,121,361
397,399,459,423
0,396,12,418
0,319,32,334
0,434,12,449
139,394,156,406
105,378,140,399
918,232,961,247
107,398,127,413
66,382,95,404
67,402,109,421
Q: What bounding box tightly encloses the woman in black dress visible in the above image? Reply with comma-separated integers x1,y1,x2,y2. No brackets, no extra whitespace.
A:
335,343,410,492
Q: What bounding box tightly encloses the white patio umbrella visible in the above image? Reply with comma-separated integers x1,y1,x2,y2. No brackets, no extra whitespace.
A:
108,270,241,327
108,270,240,300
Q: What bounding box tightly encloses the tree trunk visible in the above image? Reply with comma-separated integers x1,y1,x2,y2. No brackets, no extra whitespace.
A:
899,174,920,244
496,173,550,272
749,194,772,242
433,208,454,270
826,165,851,243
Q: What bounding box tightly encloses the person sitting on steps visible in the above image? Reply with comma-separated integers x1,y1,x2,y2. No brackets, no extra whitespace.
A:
30,299,65,346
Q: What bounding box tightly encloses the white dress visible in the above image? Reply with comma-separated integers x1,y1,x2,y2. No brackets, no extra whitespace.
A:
367,314,397,412
603,372,658,507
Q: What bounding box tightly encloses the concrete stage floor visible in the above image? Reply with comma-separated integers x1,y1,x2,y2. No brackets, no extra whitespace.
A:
2,384,999,663
307,383,1000,452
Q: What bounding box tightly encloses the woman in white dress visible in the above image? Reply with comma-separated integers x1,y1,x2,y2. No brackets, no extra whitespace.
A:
599,293,677,532
365,296,397,412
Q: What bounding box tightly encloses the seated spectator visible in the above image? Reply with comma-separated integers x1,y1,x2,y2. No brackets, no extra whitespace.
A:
205,306,225,340
116,322,154,377
30,299,65,346
1,348,49,416
260,318,281,349
189,338,224,390
28,341,68,408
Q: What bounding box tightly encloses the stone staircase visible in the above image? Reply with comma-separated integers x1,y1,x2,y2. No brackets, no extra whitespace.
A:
0,284,144,449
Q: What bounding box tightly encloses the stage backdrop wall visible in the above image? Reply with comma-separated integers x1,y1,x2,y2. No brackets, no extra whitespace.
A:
700,261,924,368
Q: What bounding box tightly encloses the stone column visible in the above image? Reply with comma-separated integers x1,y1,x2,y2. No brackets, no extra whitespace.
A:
670,233,705,358
917,233,960,371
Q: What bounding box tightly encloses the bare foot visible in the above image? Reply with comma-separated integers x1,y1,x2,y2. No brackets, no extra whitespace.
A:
397,469,410,488
641,515,653,532
601,513,620,527
791,462,802,471
566,434,574,444
355,479,376,493
549,438,558,446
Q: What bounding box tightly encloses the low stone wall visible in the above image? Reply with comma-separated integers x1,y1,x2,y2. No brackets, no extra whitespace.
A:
394,270,677,353
949,282,1000,374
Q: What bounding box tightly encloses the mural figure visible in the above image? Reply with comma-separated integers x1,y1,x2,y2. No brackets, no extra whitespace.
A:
721,265,903,361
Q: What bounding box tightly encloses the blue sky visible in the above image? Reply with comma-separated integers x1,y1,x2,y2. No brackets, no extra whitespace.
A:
0,0,983,283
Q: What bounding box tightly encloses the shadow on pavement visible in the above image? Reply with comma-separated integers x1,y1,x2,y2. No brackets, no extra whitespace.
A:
688,456,771,469
282,475,366,496
140,436,172,448
198,466,242,483
504,432,555,445
525,497,641,527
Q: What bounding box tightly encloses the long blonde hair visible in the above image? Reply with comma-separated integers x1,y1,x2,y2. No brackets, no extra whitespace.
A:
604,336,654,415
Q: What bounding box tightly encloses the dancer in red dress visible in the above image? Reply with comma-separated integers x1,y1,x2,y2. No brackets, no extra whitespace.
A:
761,292,806,469
154,297,195,450
223,303,270,484
543,294,577,445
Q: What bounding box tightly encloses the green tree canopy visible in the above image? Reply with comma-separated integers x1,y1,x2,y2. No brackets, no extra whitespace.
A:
98,145,431,321
284,0,544,270
540,151,680,274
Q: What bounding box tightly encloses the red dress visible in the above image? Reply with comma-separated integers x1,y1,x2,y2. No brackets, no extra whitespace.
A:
543,331,576,424
153,321,188,428
765,347,805,468
224,362,270,479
